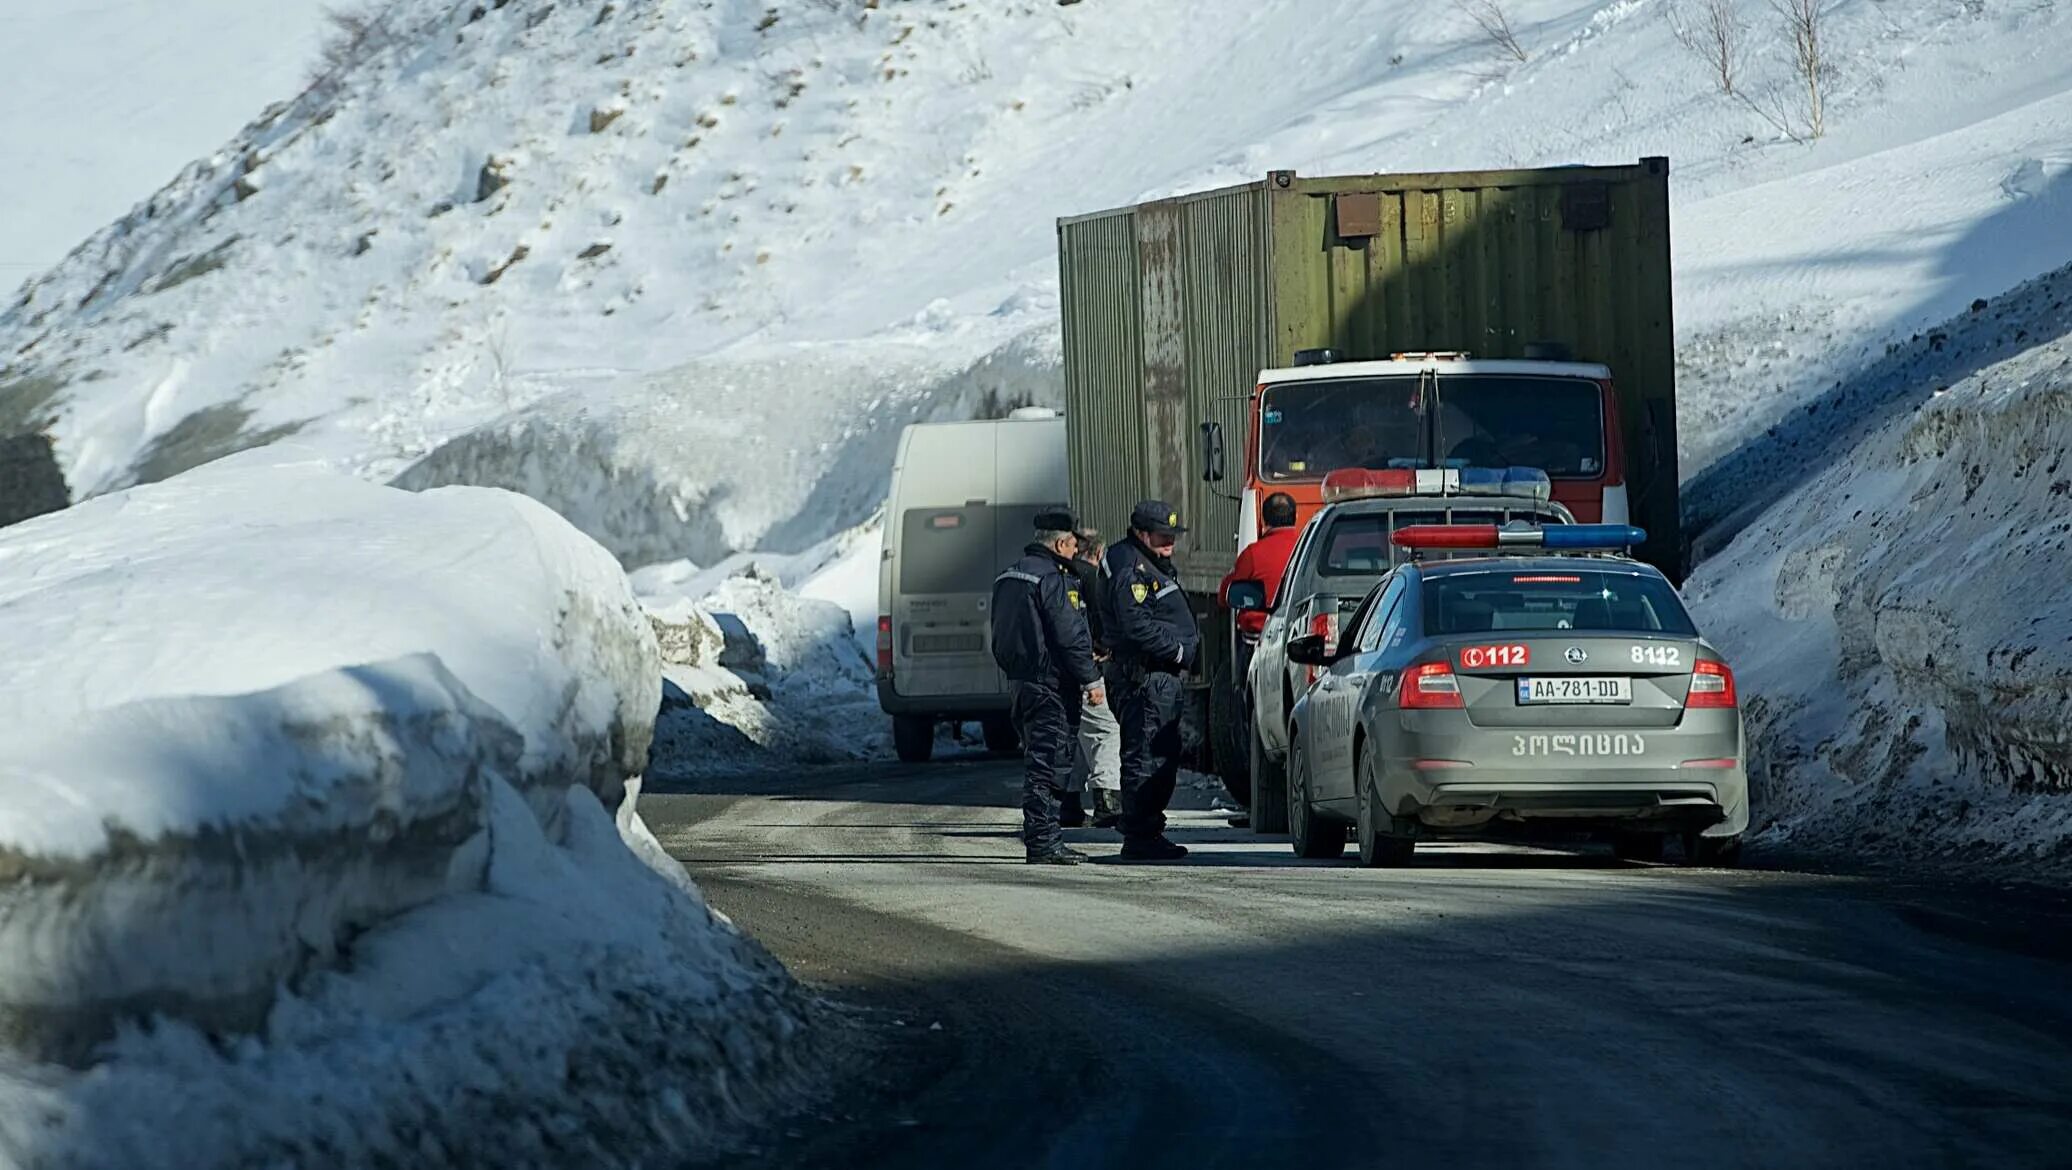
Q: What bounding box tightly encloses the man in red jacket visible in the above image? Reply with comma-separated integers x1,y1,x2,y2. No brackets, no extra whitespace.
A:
1220,492,1301,634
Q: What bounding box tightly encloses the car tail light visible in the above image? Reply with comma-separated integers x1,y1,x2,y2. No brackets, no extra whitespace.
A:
1687,660,1737,708
1400,662,1464,709
1680,758,1739,769
1303,609,1339,687
876,616,894,677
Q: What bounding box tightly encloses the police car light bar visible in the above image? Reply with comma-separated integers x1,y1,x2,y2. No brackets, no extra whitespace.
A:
1391,523,1648,551
1321,466,1552,505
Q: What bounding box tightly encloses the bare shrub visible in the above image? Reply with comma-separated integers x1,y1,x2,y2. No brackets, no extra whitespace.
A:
1457,0,1529,63
1669,0,1747,95
1771,0,1830,138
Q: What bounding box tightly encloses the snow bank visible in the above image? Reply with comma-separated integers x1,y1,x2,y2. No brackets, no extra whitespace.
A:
0,455,817,1166
1687,263,2072,867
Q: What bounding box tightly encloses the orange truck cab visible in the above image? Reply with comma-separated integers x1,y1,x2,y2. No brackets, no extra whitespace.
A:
1230,350,1628,555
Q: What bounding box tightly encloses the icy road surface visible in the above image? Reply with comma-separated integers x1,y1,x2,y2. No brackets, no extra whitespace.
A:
645,754,2072,1169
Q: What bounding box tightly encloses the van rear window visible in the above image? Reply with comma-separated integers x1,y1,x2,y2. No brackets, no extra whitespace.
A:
902,508,997,595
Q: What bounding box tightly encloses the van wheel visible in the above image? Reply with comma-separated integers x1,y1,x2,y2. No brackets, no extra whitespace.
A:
980,715,1019,756
1288,738,1346,860
1249,718,1288,835
1209,662,1251,807
893,716,935,763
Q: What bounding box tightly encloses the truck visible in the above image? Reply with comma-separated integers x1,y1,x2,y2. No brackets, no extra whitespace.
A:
1056,160,1679,792
876,408,1069,762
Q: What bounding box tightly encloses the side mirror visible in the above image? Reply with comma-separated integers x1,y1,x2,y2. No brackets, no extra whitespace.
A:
1200,421,1226,483
1286,633,1336,666
1227,580,1268,612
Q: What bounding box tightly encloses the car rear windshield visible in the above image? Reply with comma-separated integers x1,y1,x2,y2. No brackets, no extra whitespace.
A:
1317,508,1567,576
1260,374,1606,481
1422,569,1698,636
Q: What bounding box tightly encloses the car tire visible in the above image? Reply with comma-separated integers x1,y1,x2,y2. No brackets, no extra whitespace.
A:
1681,832,1743,868
1611,831,1668,862
980,715,1019,756
1288,736,1346,860
893,715,936,763
1355,749,1414,868
1210,662,1251,808
1250,718,1289,835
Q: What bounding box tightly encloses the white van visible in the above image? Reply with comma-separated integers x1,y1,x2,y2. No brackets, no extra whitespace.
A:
876,409,1068,762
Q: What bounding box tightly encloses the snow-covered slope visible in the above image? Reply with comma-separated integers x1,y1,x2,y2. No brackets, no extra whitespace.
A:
0,455,816,1165
0,0,333,281
9,0,2072,559
1687,261,2072,866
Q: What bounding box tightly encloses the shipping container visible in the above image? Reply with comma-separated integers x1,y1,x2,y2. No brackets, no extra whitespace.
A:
1057,160,1678,588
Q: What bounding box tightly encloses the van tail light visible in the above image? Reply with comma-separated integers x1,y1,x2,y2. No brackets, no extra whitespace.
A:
1687,660,1737,708
1400,662,1465,710
876,616,894,678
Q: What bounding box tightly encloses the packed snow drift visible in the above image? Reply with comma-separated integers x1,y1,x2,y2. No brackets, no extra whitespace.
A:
0,455,816,1168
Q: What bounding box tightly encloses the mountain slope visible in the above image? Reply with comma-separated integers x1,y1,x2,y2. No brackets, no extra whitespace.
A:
8,0,2072,568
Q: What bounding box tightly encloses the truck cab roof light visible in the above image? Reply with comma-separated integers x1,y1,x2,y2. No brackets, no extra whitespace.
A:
1391,523,1647,552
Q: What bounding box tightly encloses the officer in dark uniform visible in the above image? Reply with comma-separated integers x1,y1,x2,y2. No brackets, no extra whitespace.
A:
991,508,1107,865
1100,499,1201,862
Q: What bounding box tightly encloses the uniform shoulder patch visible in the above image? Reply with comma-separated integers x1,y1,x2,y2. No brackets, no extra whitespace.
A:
1067,588,1082,609
1131,582,1150,604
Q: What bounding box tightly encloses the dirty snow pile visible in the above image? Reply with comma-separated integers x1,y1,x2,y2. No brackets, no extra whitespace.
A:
1686,261,2072,867
0,454,815,1169
638,518,890,780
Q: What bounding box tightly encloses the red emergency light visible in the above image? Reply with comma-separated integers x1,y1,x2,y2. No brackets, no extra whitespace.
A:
1321,468,1457,502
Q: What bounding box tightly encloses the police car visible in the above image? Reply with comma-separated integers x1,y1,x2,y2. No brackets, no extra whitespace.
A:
1237,467,1572,834
1282,523,1747,866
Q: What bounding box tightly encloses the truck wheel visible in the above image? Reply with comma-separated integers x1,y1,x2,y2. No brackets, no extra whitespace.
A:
980,715,1019,756
1250,719,1289,835
1287,738,1346,860
893,715,935,763
1209,662,1251,807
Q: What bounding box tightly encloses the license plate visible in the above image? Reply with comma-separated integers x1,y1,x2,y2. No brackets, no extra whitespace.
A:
1517,676,1632,704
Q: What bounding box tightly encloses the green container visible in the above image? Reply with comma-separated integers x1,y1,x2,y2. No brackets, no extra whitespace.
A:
1057,160,1678,589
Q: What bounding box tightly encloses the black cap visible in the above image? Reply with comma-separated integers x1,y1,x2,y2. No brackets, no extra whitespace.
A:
1033,507,1078,532
1129,499,1188,536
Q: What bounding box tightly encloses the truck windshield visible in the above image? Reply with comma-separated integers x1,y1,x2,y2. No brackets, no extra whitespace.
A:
1259,374,1605,481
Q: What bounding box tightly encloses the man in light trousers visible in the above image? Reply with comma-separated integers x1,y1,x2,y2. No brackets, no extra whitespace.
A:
1063,527,1123,827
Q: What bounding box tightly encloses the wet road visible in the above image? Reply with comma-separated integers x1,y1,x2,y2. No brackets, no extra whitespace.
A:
643,754,2072,1170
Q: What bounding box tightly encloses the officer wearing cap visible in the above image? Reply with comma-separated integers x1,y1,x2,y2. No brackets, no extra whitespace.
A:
991,507,1107,865
1099,499,1201,862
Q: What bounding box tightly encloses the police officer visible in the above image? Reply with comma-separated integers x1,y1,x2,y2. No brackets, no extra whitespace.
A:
1101,499,1201,862
991,508,1107,865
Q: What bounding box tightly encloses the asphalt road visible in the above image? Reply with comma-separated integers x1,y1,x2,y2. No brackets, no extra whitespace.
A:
642,753,2072,1170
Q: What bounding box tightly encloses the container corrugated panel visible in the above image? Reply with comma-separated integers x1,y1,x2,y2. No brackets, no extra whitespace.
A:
1057,210,1147,544
1265,163,1678,573
1176,183,1272,579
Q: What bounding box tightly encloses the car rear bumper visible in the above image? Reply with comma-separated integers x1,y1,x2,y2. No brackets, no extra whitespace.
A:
1386,765,1750,836
876,679,1009,719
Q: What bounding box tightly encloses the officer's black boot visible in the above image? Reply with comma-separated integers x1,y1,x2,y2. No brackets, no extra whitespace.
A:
1059,790,1087,828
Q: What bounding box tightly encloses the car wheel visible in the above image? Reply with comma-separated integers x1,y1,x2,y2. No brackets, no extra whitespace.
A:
980,715,1019,756
1681,832,1743,868
1288,736,1346,860
1210,662,1251,807
893,715,936,763
1355,749,1414,868
1611,831,1668,862
1249,717,1289,835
